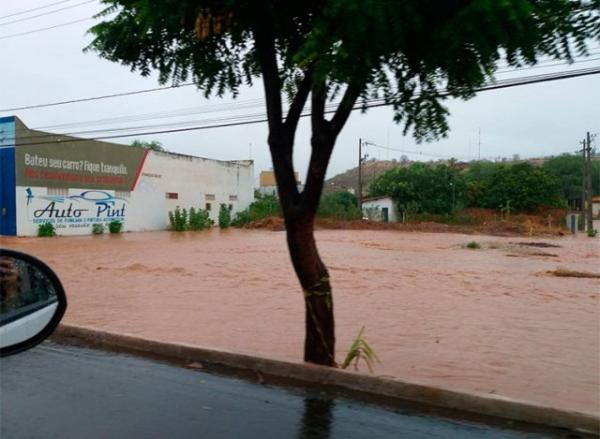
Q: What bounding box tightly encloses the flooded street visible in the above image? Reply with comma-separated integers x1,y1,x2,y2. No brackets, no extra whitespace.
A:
2,229,598,415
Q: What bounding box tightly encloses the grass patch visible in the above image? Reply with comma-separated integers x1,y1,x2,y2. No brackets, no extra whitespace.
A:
340,326,380,373
466,241,481,249
547,268,600,279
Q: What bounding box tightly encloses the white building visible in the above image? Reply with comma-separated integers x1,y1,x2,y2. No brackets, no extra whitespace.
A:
0,116,254,236
362,196,398,223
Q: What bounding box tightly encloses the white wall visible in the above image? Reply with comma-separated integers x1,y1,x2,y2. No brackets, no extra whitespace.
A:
362,197,397,222
16,151,254,236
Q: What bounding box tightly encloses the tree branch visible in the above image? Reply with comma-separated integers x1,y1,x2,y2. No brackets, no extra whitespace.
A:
330,82,362,137
252,7,283,137
311,78,329,135
283,67,314,136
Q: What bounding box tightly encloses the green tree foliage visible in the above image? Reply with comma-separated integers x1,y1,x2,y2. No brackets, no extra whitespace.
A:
371,161,565,215
543,153,600,199
168,207,188,231
87,0,599,366
476,163,564,211
130,140,165,152
317,191,361,220
218,204,232,229
369,163,464,215
232,194,280,226
188,207,212,230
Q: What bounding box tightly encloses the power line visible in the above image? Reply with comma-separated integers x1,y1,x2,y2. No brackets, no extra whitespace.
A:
364,141,472,161
0,0,95,27
12,64,599,143
0,0,75,20
0,16,92,40
39,56,600,131
0,82,197,113
2,52,598,114
33,98,267,130
8,65,600,148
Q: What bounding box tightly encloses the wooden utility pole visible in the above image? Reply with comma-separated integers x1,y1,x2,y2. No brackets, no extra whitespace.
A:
582,137,587,218
581,133,595,232
358,138,362,210
585,132,593,232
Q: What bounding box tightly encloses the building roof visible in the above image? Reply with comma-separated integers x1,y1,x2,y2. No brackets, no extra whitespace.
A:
361,195,393,203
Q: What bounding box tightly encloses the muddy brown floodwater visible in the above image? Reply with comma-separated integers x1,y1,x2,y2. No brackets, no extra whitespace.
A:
2,229,598,415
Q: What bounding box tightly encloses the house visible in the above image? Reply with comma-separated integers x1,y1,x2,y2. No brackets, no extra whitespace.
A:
0,116,254,236
361,196,397,222
258,170,302,196
593,196,600,219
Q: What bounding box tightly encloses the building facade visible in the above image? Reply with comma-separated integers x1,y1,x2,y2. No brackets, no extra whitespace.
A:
0,116,254,236
361,196,398,223
257,170,302,196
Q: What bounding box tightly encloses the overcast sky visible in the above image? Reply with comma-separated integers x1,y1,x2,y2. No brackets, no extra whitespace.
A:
1,0,599,182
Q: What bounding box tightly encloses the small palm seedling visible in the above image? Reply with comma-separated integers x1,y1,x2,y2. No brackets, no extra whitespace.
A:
340,326,380,373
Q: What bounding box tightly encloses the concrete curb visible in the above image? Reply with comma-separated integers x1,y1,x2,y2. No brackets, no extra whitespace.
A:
51,324,599,435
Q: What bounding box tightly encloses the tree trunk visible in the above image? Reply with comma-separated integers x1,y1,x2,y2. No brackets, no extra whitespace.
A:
285,212,335,366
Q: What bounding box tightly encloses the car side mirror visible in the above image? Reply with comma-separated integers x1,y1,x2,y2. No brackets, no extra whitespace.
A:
0,249,67,357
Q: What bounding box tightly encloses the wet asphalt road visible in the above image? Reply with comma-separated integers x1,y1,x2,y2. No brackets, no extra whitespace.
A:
0,343,570,439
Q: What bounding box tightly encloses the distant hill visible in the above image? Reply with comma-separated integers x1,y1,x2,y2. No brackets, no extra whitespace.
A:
324,159,407,196
324,156,557,198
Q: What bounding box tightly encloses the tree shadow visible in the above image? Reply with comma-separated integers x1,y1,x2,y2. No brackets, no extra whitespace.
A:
298,396,334,439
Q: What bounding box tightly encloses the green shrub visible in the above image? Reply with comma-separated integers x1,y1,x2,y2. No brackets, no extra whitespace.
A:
466,241,481,249
37,222,56,237
92,223,105,235
588,228,598,238
218,204,231,229
188,207,212,230
232,194,280,227
108,220,123,234
168,207,188,231
317,191,361,220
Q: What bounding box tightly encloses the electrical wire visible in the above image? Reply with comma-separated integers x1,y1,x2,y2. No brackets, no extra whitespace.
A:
0,16,93,40
0,0,75,20
0,0,96,27
8,65,600,148
0,82,197,113
2,50,598,114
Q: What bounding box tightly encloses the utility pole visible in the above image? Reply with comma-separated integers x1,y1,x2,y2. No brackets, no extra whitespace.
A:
585,132,594,232
581,133,594,232
582,137,587,218
358,138,363,211
478,128,481,160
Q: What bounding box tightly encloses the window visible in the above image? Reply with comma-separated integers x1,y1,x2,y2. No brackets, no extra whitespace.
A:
205,194,215,201
115,190,130,199
205,203,211,211
229,195,238,201
47,187,68,197
165,192,178,200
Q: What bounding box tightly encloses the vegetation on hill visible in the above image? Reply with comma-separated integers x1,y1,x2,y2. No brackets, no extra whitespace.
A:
370,161,564,217
542,153,600,200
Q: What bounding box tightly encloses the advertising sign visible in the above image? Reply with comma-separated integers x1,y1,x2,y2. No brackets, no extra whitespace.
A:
22,187,128,233
15,141,147,191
